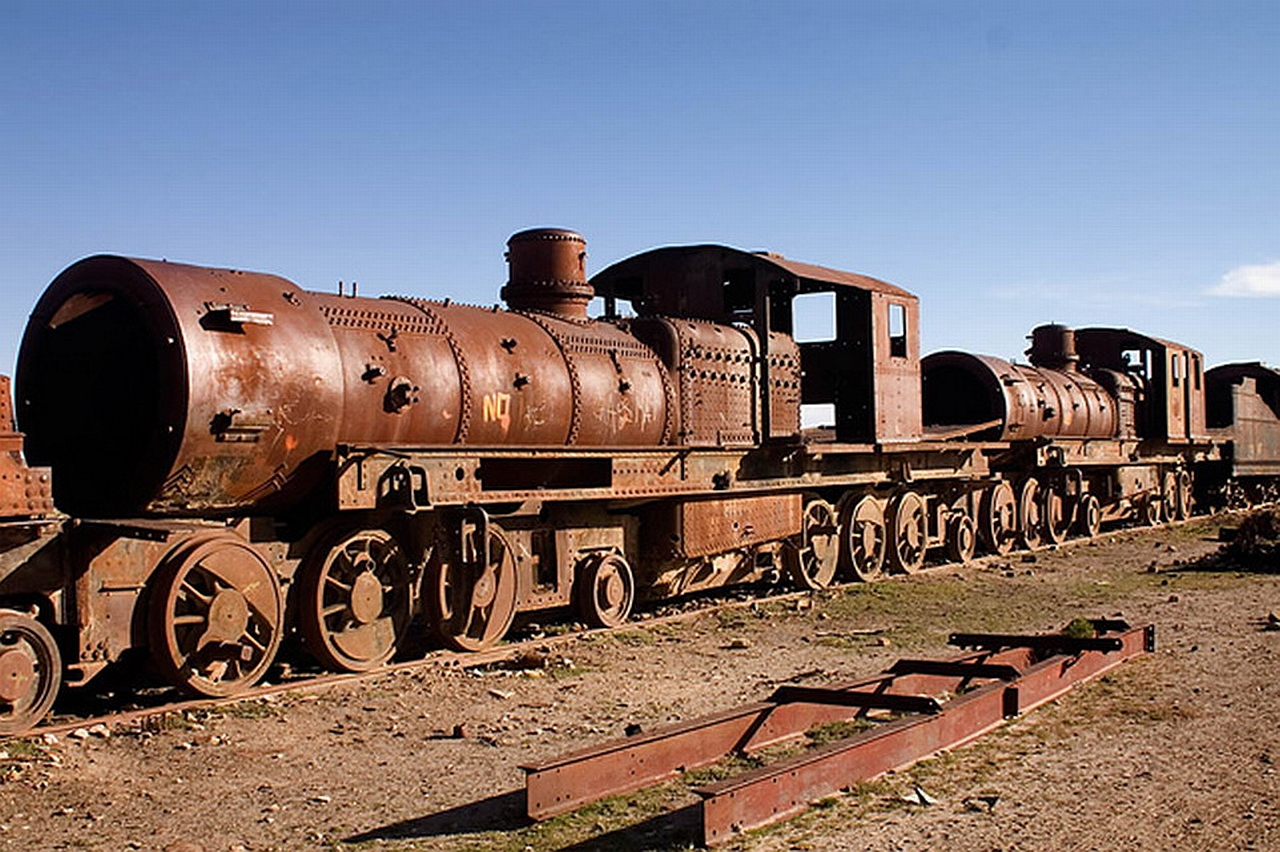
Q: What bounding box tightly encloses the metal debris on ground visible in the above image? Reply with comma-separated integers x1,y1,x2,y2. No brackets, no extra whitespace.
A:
522,620,1153,846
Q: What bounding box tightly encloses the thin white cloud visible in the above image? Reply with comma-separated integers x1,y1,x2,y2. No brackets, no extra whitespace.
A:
1208,261,1280,297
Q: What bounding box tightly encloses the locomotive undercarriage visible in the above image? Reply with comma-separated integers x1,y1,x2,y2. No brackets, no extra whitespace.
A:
0,438,1212,736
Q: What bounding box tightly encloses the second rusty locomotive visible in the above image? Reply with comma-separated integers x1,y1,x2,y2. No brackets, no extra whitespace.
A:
0,226,1264,735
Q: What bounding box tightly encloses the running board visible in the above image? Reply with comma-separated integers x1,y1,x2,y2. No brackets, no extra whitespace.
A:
522,620,1154,846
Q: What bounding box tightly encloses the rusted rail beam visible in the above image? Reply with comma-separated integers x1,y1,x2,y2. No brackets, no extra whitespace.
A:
522,622,1154,846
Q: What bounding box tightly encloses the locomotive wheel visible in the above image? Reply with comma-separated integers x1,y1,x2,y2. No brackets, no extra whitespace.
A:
431,522,518,652
573,552,635,629
944,514,976,564
0,611,61,736
784,498,840,590
1141,494,1162,526
887,491,928,574
1017,478,1043,550
1175,470,1194,520
298,527,411,673
980,482,1017,555
836,494,887,582
1162,472,1179,522
1042,486,1072,545
1077,493,1102,537
148,533,283,698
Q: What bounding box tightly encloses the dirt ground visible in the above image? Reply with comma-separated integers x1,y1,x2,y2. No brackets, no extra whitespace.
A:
1,514,1277,852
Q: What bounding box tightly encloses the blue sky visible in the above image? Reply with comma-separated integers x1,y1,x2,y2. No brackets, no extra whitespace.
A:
2,1,1277,373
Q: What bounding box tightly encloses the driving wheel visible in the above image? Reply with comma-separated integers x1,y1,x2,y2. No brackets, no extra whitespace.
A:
980,481,1017,555
148,533,283,698
784,497,840,589
430,520,518,652
299,527,411,672
888,491,928,574
836,494,887,582
1018,478,1043,550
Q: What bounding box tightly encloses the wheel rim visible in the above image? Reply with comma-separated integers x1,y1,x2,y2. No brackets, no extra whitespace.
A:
785,498,840,589
575,552,635,628
299,528,410,673
432,523,518,651
1176,470,1193,520
888,492,927,574
838,494,886,582
1043,488,1071,544
1018,479,1043,550
980,482,1017,555
149,534,283,698
1142,496,1162,526
946,514,976,563
1079,494,1101,537
1162,472,1178,521
0,612,61,736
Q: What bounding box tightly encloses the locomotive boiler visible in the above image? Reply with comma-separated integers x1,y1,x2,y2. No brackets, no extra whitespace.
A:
17,229,671,518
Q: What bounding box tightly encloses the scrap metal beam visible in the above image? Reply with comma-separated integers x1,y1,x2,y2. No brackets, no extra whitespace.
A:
522,623,1153,845
697,623,1153,844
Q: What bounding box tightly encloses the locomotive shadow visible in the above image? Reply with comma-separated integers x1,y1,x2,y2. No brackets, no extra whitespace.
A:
344,789,700,850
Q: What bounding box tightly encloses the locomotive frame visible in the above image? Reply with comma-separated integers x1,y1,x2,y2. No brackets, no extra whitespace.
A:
0,227,1265,734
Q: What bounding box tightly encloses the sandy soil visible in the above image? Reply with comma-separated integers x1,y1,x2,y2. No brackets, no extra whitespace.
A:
1,515,1277,852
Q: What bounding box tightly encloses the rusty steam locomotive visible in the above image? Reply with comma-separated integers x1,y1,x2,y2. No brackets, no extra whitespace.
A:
0,227,1275,733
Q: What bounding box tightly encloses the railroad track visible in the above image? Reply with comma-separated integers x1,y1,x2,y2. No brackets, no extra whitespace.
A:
21,515,1222,741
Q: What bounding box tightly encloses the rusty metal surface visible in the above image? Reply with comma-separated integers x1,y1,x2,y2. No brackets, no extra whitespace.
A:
18,256,344,517
923,349,1118,441
1074,327,1209,444
17,234,671,518
523,623,1152,844
501,228,594,319
591,244,922,445
631,317,762,447
590,244,916,322
1206,364,1280,477
643,494,802,559
0,377,54,520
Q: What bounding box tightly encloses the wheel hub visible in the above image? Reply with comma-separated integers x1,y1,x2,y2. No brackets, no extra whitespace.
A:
471,567,497,609
904,518,921,548
0,648,34,704
599,568,624,610
206,589,251,644
349,571,384,625
859,523,877,553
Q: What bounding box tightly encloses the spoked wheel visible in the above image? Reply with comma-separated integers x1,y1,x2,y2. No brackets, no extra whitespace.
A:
1077,493,1102,538
431,521,518,652
573,551,635,628
1175,470,1194,520
784,497,840,590
299,527,411,672
980,481,1017,555
1018,478,1043,550
887,491,928,574
1162,472,1179,523
0,611,61,735
945,514,977,563
149,533,283,698
836,494,887,582
1042,486,1073,545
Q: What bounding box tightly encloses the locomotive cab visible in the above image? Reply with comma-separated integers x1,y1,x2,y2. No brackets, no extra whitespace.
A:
591,246,923,445
1074,328,1208,444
